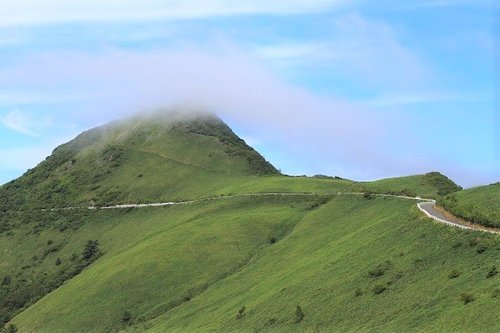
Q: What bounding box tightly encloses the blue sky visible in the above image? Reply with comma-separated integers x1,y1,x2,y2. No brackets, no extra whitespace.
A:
0,0,497,187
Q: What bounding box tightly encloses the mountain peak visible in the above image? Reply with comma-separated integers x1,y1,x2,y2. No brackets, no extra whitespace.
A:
0,109,278,209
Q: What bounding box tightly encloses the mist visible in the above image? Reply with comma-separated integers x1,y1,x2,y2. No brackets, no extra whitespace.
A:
0,45,496,187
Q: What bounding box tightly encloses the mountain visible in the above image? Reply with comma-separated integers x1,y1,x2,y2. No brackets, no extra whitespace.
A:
0,110,498,333
0,110,279,210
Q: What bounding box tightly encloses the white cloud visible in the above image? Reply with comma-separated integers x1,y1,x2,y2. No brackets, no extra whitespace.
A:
251,15,431,91
0,109,52,136
0,0,345,27
365,92,492,107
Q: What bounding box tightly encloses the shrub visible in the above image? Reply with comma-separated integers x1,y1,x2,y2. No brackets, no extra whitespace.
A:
476,244,487,254
460,293,475,305
373,285,387,295
6,324,18,333
294,305,304,323
368,261,392,278
236,306,246,320
1,276,11,286
448,270,460,279
82,240,101,261
269,237,277,244
363,192,374,200
55,257,62,266
354,288,363,297
486,266,497,279
122,310,132,323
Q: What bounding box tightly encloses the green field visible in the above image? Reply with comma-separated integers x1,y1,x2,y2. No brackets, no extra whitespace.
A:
440,183,500,228
0,110,498,332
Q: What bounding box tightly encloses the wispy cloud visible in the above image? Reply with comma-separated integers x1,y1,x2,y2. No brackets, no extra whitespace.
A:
406,0,491,8
0,109,52,136
0,0,346,27
365,92,492,107
252,15,431,91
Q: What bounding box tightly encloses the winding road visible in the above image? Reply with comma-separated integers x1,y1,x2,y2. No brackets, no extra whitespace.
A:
49,192,499,235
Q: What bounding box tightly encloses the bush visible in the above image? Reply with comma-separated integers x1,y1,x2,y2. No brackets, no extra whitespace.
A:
486,266,497,279
373,285,387,295
82,240,101,261
460,293,475,305
236,306,246,319
476,244,488,254
269,237,277,244
6,324,18,333
1,276,11,286
448,270,460,279
122,310,132,323
55,257,62,266
354,288,363,297
294,305,304,323
368,261,392,278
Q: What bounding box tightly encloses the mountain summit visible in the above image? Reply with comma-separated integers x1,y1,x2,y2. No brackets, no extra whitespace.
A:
0,110,278,209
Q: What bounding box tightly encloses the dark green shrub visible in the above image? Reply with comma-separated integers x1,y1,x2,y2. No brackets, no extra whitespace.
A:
486,266,497,279
1,276,11,286
368,261,392,278
448,270,460,279
55,257,62,266
6,324,18,333
294,305,304,323
373,285,387,295
354,288,363,297
236,306,246,319
122,310,132,323
460,293,475,304
269,237,277,244
476,244,487,254
82,240,101,261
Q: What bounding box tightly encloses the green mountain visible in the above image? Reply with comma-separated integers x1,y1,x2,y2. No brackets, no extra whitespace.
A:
440,183,500,228
0,110,498,333
0,110,279,210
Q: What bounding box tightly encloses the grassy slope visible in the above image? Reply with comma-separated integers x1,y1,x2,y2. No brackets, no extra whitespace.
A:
1,111,498,332
440,183,500,228
10,196,500,333
353,172,462,199
7,195,324,332
0,111,279,210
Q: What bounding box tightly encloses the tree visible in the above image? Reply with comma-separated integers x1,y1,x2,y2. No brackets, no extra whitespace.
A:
82,240,101,261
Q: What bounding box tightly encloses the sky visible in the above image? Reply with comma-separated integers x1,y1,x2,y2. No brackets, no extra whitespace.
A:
0,0,498,188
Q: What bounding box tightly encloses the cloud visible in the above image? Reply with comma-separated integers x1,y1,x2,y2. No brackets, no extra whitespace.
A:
252,14,431,91
0,109,52,136
0,0,346,27
0,37,494,187
408,0,491,7
0,45,403,178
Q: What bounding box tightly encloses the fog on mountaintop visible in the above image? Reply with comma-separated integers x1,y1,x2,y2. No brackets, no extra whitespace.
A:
0,46,496,187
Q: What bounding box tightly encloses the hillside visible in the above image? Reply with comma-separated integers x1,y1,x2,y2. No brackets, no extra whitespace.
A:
0,110,279,210
440,183,500,228
0,111,498,333
353,172,462,199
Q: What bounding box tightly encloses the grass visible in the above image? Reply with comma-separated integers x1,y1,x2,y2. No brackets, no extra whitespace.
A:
6,196,500,333
0,110,498,332
353,172,462,199
439,183,500,228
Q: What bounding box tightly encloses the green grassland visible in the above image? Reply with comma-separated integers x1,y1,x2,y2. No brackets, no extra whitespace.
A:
354,172,462,199
440,183,500,228
7,195,500,333
0,110,498,332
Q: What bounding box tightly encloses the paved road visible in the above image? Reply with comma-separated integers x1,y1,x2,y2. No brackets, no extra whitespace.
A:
46,192,498,235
